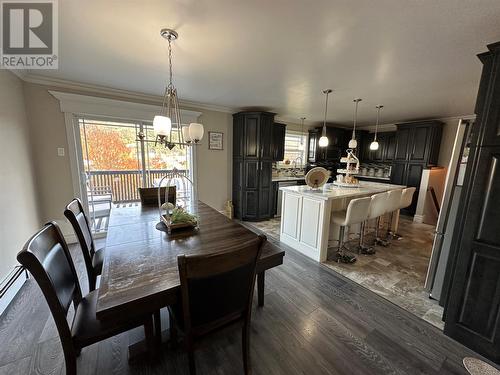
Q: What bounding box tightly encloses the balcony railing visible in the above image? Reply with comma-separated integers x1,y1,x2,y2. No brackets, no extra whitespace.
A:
87,169,187,203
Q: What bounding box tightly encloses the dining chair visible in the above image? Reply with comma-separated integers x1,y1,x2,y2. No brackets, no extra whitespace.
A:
168,234,266,375
64,198,104,291
17,222,155,375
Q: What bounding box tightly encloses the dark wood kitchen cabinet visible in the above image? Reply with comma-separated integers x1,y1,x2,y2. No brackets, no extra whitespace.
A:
443,41,500,364
272,123,286,161
307,126,347,163
232,111,275,221
360,131,397,163
390,121,442,215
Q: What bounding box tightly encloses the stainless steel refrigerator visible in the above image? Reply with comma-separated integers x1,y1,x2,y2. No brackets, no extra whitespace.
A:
424,119,472,303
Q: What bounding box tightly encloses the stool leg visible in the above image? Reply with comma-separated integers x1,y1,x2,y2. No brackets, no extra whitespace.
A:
375,216,390,247
338,226,345,252
361,221,376,255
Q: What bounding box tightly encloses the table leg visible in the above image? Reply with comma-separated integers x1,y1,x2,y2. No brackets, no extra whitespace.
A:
154,310,162,346
257,271,265,307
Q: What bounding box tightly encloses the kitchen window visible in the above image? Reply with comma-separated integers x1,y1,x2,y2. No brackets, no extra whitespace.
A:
281,131,307,166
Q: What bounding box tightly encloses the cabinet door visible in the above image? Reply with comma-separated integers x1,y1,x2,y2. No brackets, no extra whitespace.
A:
395,128,411,161
260,114,274,160
385,133,397,161
232,160,243,219
244,115,260,159
273,123,286,161
390,162,407,185
405,163,424,214
307,131,318,163
409,126,430,162
445,146,500,362
476,53,500,147
242,161,259,220
258,162,273,218
233,115,244,158
373,134,385,161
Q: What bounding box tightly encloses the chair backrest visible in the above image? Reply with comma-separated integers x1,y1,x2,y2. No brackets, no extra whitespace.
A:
17,222,82,348
345,197,372,225
64,198,95,277
386,189,403,213
368,191,389,220
400,187,417,209
177,235,266,336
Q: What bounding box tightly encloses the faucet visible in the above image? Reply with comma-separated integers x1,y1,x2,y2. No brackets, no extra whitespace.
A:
292,156,304,175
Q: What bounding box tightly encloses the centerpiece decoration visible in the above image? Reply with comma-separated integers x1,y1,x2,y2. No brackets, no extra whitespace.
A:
334,149,360,188
157,168,198,234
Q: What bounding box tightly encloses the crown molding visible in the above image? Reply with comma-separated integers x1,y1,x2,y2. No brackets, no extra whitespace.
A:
22,73,236,114
357,114,476,132
49,90,202,123
8,69,28,80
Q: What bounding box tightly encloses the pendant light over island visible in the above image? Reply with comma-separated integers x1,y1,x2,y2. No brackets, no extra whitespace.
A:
318,89,333,148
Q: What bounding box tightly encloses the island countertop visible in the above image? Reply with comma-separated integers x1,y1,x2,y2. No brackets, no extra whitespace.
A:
279,181,405,201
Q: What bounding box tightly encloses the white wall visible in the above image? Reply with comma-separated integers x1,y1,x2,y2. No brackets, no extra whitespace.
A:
0,71,40,281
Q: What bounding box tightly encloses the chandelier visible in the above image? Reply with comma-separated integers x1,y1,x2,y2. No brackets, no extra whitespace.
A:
137,28,204,149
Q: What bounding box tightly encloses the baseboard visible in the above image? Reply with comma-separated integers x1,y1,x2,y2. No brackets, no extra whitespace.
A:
0,272,27,317
413,214,424,223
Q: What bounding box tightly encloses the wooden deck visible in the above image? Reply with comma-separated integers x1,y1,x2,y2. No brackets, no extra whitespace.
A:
0,223,489,374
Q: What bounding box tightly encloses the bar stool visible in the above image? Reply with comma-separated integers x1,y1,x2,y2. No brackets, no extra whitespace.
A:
393,187,417,239
331,196,372,263
362,191,389,253
381,189,403,245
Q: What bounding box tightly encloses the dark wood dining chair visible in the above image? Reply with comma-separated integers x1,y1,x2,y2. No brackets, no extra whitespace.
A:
64,198,104,291
17,222,155,375
168,234,266,375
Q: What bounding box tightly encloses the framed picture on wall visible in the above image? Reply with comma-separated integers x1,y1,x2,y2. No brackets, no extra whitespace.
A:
208,131,223,150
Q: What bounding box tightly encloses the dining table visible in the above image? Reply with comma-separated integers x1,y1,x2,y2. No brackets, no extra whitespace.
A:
95,201,285,354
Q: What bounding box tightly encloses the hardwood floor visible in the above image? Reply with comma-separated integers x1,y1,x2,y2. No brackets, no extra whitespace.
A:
0,235,486,374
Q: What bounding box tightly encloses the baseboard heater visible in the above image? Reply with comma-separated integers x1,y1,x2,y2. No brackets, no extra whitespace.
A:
0,266,28,316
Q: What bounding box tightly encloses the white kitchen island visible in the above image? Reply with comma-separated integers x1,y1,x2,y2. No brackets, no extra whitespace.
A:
279,181,405,262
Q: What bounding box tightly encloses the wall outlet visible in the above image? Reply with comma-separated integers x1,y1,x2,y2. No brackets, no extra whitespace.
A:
57,147,65,156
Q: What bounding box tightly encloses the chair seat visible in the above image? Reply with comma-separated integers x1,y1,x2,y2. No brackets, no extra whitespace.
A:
92,247,105,276
72,290,144,349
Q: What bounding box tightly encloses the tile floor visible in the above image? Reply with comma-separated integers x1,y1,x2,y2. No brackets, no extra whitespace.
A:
244,215,445,330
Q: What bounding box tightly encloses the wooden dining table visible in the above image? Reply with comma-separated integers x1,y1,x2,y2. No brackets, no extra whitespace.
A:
96,201,285,326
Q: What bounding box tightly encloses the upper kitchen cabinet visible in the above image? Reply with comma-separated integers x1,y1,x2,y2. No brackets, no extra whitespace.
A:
272,123,287,161
307,126,347,163
394,121,443,166
360,131,397,163
470,47,500,147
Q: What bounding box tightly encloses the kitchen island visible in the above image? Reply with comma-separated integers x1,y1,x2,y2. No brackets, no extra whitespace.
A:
279,181,405,262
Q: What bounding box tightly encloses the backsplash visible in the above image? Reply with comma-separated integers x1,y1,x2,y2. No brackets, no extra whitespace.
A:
272,163,306,177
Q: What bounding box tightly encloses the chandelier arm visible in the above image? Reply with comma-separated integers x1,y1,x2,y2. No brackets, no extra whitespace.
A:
174,92,184,149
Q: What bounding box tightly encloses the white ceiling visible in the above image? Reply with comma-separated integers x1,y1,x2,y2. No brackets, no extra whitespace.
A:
31,0,500,125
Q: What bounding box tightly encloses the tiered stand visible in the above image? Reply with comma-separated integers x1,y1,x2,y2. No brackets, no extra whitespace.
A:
333,149,361,188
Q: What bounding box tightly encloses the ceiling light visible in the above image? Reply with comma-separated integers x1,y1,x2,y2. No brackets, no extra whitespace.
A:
370,105,384,151
319,89,332,148
348,98,362,149
138,28,204,149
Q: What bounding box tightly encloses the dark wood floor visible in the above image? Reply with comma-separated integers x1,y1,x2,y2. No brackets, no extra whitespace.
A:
0,235,484,375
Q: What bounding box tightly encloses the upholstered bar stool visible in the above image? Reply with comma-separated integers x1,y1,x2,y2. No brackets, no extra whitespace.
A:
331,196,372,263
381,189,403,245
362,191,389,253
392,187,417,239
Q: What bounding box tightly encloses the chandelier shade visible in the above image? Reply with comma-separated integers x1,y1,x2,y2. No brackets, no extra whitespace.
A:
153,115,172,136
189,123,204,143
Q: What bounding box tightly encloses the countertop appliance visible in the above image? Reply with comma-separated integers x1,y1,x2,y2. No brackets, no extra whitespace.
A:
424,119,471,302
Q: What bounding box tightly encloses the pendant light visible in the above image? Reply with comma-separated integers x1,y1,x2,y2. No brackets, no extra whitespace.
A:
152,28,204,149
298,117,306,151
349,98,362,149
370,105,384,151
318,89,332,148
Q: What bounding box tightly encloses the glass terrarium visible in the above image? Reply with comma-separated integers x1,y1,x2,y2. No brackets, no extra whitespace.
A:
157,168,198,234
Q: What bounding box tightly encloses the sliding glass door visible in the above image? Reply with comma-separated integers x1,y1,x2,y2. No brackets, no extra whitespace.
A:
77,117,193,235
